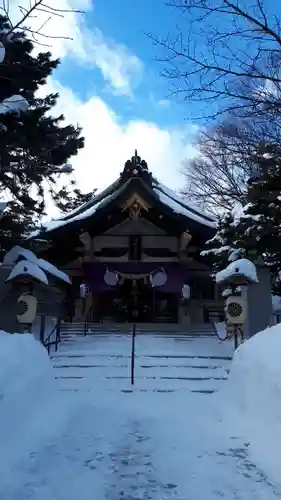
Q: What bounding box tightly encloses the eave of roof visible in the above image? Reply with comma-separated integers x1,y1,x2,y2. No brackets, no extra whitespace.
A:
33,163,217,238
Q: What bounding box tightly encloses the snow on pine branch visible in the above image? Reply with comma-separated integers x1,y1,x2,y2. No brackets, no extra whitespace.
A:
0,95,29,115
0,34,29,118
201,245,231,257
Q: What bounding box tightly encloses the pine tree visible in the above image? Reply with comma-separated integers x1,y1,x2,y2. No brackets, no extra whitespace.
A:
0,15,85,251
0,202,37,257
201,211,245,273
53,187,95,214
236,145,281,272
204,143,281,285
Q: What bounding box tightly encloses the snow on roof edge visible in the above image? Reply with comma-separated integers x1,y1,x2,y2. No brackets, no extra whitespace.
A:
153,179,216,224
36,173,217,235
58,177,121,223
154,188,216,228
40,179,130,233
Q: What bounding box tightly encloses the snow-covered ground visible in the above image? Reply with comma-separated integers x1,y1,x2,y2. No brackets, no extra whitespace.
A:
1,331,281,499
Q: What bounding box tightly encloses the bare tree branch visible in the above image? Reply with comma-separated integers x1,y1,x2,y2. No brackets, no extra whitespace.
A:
181,115,281,213
153,0,281,120
1,0,84,41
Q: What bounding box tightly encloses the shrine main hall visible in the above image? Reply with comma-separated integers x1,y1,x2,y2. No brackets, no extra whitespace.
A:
36,152,223,327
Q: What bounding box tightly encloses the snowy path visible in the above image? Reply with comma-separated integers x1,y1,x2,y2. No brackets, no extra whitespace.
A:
3,334,281,499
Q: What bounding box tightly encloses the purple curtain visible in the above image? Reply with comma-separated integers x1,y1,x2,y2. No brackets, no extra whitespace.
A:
83,262,190,294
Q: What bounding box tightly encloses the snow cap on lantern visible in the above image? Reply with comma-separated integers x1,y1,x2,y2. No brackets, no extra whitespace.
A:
150,269,167,287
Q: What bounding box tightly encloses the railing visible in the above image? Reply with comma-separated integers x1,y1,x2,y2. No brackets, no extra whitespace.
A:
84,307,93,336
131,322,136,385
40,316,61,355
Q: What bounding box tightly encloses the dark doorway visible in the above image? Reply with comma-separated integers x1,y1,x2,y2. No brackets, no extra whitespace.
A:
115,278,153,322
97,280,178,323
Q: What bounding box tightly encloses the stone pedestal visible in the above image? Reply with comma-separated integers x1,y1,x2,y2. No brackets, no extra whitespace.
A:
179,303,190,328
244,262,272,338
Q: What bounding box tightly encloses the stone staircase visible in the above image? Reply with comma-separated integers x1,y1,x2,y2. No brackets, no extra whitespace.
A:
60,321,216,339
52,332,232,394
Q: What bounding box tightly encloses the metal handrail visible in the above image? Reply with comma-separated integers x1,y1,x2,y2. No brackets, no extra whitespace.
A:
212,320,228,342
130,322,136,385
43,318,61,355
84,307,93,336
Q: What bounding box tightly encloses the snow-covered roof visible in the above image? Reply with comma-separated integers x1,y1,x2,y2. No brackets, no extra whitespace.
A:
216,258,259,285
34,154,216,236
6,260,48,285
2,246,71,285
152,181,216,228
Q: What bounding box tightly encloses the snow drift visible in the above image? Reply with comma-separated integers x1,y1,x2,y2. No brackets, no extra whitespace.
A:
224,324,281,486
0,332,69,485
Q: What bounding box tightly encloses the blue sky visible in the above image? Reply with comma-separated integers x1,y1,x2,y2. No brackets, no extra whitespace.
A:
23,0,197,196
11,0,281,201
55,0,188,127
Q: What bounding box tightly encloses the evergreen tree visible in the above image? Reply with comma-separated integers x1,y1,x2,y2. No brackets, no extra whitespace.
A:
53,187,95,214
0,202,37,257
0,15,85,251
204,144,281,283
201,211,245,273
236,145,281,273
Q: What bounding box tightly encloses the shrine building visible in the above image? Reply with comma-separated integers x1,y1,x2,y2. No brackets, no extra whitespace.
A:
36,152,223,328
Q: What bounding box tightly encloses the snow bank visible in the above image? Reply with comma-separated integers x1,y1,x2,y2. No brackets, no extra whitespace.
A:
223,324,281,486
0,332,69,486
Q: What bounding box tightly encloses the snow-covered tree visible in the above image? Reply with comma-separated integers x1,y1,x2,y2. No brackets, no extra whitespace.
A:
236,146,281,272
202,211,245,274
53,187,95,214
204,144,281,280
0,15,85,250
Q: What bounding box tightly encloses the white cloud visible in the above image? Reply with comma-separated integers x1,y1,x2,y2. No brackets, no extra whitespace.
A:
78,27,142,96
7,0,142,95
38,78,196,201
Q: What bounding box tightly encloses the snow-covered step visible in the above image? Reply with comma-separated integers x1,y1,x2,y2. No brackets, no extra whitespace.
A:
60,322,216,337
52,333,233,394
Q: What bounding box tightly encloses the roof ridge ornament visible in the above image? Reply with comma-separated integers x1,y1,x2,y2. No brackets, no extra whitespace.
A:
121,150,152,183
